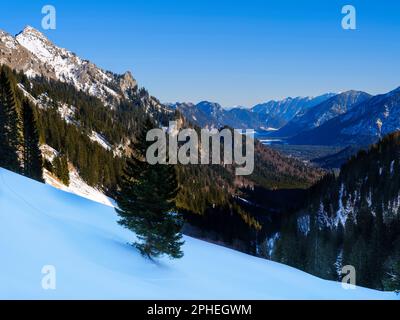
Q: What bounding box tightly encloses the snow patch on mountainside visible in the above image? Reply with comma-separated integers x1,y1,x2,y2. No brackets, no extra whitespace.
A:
58,103,77,125
0,168,396,300
89,131,112,151
40,144,59,162
43,167,114,208
40,144,113,207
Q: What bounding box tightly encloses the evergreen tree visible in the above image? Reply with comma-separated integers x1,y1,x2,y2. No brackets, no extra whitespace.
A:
53,155,70,186
116,118,184,259
383,238,400,291
0,67,21,172
21,99,43,182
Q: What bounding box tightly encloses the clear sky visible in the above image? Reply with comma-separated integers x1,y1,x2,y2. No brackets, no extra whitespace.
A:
1,0,400,107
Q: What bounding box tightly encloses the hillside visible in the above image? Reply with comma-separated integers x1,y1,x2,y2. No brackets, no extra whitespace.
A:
0,168,395,300
273,132,400,291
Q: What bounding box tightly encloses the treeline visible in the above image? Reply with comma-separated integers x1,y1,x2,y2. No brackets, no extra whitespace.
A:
0,65,43,182
273,132,400,291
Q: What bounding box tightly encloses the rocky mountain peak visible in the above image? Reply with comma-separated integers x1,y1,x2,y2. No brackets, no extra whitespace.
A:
0,26,145,107
119,71,138,96
17,25,48,41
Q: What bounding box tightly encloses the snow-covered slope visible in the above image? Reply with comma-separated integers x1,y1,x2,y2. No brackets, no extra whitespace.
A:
40,145,114,207
0,169,396,300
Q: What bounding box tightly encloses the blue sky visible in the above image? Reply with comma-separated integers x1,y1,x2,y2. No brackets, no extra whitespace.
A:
1,0,400,107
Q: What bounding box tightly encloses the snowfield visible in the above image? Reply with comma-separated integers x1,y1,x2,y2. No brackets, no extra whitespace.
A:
0,169,397,300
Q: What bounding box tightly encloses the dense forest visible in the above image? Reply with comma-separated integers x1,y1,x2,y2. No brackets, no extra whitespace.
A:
273,132,400,290
0,65,43,181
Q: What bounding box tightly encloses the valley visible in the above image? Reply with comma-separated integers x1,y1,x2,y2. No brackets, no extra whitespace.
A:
1,23,400,297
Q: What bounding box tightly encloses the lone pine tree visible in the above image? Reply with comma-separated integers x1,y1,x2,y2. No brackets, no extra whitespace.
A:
21,99,43,182
116,118,184,259
0,66,22,172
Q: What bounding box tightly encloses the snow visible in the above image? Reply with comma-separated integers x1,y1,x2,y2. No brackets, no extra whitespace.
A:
0,168,397,300
40,144,59,162
24,69,40,78
58,103,77,125
237,197,252,205
39,144,113,207
0,30,18,49
384,105,390,118
297,215,310,235
260,139,282,146
335,250,344,280
390,160,395,176
335,183,350,227
376,118,383,134
266,233,280,258
15,26,122,105
18,84,78,126
43,168,114,208
89,131,112,151
17,84,39,106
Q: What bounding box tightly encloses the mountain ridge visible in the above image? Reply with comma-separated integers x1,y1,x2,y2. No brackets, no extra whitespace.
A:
288,87,400,146
272,90,372,138
173,93,337,131
1,26,140,107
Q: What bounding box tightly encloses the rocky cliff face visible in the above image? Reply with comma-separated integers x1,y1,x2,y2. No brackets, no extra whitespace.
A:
0,29,54,79
1,26,138,107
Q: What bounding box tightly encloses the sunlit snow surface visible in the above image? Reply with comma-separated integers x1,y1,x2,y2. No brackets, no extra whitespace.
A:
0,169,397,300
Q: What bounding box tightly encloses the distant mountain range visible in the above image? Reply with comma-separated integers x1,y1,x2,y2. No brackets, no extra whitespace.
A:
288,87,400,146
251,94,337,129
168,101,265,130
272,91,372,139
174,87,400,148
170,93,336,131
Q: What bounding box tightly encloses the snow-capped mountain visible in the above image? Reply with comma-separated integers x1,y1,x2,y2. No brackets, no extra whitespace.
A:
0,28,51,78
174,94,336,131
289,87,400,146
274,91,372,138
174,101,265,130
1,26,140,107
251,93,336,129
